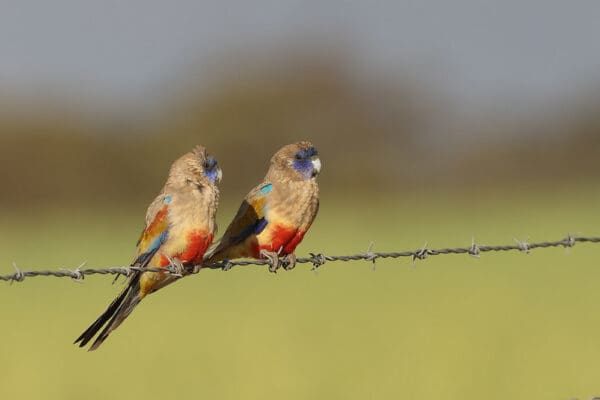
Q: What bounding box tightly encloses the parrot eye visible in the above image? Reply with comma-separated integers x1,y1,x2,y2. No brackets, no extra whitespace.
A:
294,147,317,161
201,156,221,184
203,157,217,170
295,150,309,160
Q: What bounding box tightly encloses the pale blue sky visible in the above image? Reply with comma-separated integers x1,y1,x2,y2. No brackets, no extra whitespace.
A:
1,0,599,107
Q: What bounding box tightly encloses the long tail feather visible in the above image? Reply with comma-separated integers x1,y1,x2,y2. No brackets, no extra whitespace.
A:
74,276,141,350
87,286,143,351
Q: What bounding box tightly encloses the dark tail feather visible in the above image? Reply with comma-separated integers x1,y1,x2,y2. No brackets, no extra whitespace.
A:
87,287,142,351
203,240,228,264
74,278,141,351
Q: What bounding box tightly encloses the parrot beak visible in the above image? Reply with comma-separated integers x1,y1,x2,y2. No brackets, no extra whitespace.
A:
311,157,321,177
215,167,223,183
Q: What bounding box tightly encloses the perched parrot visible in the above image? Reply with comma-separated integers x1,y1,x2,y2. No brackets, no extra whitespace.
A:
75,145,221,351
204,141,320,271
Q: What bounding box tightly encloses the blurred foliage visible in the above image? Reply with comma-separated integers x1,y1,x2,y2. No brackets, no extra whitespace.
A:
0,51,599,209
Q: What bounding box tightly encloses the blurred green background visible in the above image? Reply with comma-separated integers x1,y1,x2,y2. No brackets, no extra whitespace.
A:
2,2,600,399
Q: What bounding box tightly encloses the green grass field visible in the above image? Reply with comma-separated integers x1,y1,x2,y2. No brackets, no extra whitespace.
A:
2,185,600,399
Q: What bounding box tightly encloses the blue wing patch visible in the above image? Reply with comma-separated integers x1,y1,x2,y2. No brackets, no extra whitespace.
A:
148,230,169,252
234,217,268,242
223,184,272,246
253,218,268,235
259,184,273,195
133,230,168,267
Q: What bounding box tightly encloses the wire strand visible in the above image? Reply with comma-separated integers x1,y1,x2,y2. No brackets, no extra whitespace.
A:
1,235,597,284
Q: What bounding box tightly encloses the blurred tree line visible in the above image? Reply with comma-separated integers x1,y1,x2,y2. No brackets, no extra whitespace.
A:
0,50,599,209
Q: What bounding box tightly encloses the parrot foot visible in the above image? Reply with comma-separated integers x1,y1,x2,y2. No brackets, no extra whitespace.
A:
221,260,234,271
260,250,281,273
164,255,185,277
282,253,297,270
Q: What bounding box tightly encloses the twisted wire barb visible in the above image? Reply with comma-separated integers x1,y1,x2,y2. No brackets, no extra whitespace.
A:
2,235,600,284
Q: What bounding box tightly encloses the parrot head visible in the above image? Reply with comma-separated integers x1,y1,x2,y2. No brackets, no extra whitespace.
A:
270,141,321,181
167,145,222,189
201,153,222,184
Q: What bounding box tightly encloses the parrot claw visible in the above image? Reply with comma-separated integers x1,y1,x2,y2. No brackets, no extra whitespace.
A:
190,263,202,274
260,250,281,273
282,253,297,270
164,255,185,277
221,260,234,271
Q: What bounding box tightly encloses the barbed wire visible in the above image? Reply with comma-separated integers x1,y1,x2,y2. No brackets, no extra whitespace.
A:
2,235,600,284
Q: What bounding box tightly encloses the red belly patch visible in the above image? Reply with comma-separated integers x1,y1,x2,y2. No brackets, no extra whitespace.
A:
252,224,306,257
159,231,213,266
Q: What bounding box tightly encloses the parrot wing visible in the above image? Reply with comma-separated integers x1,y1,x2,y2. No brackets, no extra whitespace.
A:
204,182,271,260
133,195,172,267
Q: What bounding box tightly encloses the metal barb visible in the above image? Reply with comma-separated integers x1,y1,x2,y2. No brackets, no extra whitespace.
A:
412,242,429,265
563,235,576,248
111,266,133,284
562,234,577,256
11,262,24,284
61,261,86,283
365,242,377,270
468,237,481,258
309,253,326,273
514,238,530,253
